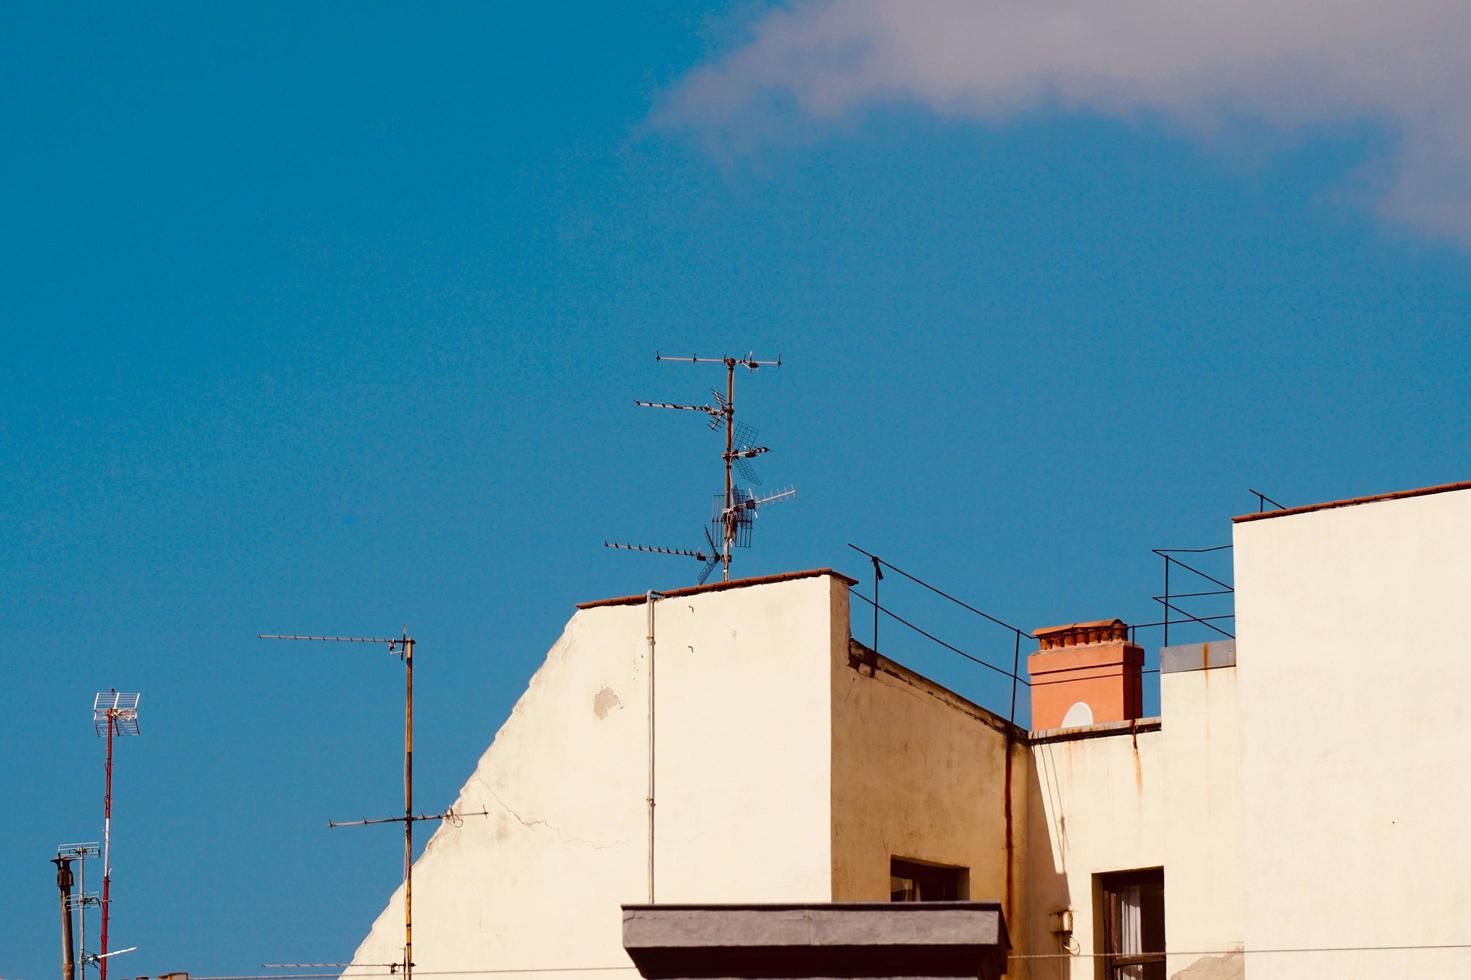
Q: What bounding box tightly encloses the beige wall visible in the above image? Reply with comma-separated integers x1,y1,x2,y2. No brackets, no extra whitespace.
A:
347,573,842,977
1234,488,1471,978
1160,662,1244,979
829,637,1026,931
1024,726,1164,980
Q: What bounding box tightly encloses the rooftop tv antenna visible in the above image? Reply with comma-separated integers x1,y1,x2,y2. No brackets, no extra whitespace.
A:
57,843,101,980
256,630,489,980
91,691,139,980
608,352,796,583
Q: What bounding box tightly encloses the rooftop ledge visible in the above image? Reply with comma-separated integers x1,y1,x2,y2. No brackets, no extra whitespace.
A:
1233,479,1471,524
578,568,858,609
1030,717,1161,744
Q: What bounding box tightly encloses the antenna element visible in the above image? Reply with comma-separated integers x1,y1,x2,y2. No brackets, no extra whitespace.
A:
610,353,796,583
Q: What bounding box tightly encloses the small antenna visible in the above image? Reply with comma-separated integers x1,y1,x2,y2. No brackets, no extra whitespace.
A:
611,352,795,583
256,631,488,980
92,691,140,980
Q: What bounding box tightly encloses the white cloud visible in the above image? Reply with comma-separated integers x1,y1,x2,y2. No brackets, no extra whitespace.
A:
655,1,1471,243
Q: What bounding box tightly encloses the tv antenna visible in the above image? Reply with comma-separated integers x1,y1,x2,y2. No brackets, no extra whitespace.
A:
92,691,140,980
256,630,488,980
608,352,796,583
56,842,101,980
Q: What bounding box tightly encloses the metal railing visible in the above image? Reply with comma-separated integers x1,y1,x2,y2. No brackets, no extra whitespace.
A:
846,540,1238,731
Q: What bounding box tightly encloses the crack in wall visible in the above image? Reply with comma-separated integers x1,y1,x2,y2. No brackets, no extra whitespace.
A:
476,778,631,851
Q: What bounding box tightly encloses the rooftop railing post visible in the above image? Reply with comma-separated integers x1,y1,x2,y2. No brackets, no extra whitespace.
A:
1007,629,1021,730
871,556,881,655
1162,554,1171,648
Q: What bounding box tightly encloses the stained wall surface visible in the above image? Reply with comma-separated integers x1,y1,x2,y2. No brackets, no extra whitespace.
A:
1234,488,1471,978
1023,725,1164,979
828,637,1027,943
346,573,842,978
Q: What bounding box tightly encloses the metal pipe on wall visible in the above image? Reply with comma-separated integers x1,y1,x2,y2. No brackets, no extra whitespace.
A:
646,590,662,903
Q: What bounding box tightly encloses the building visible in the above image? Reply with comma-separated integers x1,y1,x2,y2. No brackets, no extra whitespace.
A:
345,480,1471,979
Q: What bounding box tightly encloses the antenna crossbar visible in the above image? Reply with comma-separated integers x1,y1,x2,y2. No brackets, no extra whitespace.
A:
635,399,722,413
261,966,402,971
329,808,491,828
257,634,403,645
604,541,715,561
655,352,782,369
728,487,797,512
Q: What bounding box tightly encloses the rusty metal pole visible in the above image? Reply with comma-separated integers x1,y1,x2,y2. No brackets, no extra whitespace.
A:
403,634,414,980
52,856,77,980
722,359,735,582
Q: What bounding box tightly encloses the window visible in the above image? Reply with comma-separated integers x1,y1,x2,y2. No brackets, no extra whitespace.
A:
1097,868,1165,980
889,857,968,902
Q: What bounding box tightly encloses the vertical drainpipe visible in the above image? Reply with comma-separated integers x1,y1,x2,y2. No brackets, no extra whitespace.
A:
646,590,663,904
1003,629,1021,929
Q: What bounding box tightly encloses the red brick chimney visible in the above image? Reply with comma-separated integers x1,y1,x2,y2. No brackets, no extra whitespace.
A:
1028,619,1143,730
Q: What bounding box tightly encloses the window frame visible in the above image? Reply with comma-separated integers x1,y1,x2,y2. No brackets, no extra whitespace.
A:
1095,867,1165,980
889,856,970,902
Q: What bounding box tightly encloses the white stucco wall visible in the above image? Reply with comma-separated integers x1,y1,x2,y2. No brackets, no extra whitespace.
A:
346,573,841,977
1024,725,1164,980
1160,663,1244,980
1234,488,1471,978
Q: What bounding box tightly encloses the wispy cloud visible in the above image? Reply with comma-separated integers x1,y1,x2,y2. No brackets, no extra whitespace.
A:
654,1,1471,243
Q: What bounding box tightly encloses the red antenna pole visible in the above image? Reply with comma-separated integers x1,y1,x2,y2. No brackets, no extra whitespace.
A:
100,714,113,980
91,691,140,980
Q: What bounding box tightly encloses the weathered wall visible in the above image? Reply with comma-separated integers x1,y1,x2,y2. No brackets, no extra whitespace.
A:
1234,488,1471,978
1024,725,1164,980
829,633,1026,946
347,573,841,978
1159,653,1244,980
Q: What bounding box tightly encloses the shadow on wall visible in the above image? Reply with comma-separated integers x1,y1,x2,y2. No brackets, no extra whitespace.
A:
1023,748,1071,980
1171,952,1246,979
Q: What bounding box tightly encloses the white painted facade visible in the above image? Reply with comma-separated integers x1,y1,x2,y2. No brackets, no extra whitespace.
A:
1234,487,1471,978
344,482,1471,979
348,573,842,978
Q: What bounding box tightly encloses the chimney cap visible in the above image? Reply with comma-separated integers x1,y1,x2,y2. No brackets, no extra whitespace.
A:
1034,619,1129,650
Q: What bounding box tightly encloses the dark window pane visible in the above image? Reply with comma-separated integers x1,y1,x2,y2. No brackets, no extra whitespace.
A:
889,858,968,902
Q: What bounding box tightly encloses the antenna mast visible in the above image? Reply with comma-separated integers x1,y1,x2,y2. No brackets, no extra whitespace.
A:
91,691,139,980
57,843,100,980
613,352,794,584
257,630,488,980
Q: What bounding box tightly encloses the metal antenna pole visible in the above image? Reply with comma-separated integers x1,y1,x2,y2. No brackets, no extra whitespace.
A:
56,843,98,980
90,692,138,980
722,358,735,582
403,631,414,980
257,632,465,980
100,720,112,980
617,352,790,585
77,851,87,980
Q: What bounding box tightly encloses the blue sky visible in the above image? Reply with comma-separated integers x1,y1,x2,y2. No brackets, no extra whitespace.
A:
3,3,1468,975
